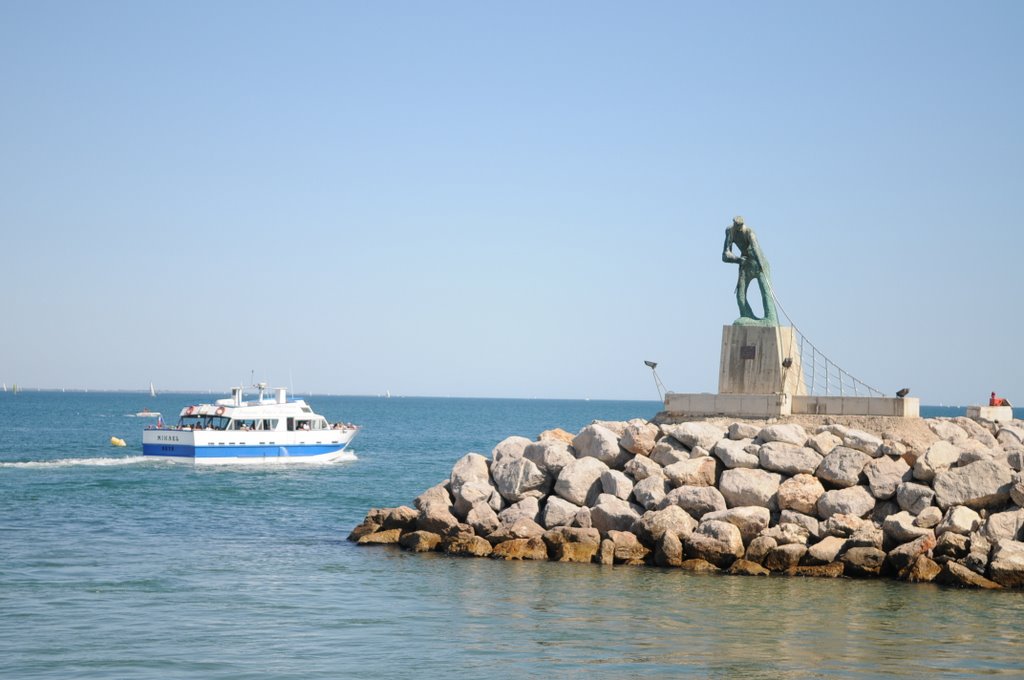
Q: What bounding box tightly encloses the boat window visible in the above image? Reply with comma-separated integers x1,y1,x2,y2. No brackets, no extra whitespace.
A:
177,415,230,430
262,419,278,431
232,419,260,431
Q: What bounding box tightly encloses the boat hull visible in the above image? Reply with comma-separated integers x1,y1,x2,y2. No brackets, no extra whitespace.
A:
142,429,356,465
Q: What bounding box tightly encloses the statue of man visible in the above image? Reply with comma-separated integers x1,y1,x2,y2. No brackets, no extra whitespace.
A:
722,216,777,326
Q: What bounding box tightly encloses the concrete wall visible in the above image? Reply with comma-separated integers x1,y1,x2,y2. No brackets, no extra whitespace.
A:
791,396,920,418
718,325,806,396
664,392,791,418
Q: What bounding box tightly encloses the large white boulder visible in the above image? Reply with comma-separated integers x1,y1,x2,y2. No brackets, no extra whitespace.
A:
540,496,581,529
590,494,642,536
664,422,726,452
554,457,609,506
649,437,691,467
600,469,634,500
703,506,770,545
632,474,670,510
816,486,876,519
758,423,807,446
883,511,934,545
718,468,782,509
490,456,549,503
523,440,575,477
913,440,961,482
842,429,883,456
932,459,1014,510
663,457,717,487
777,473,826,515
684,520,744,567
624,455,663,481
935,505,982,536
450,452,491,497
712,438,760,469
632,505,698,544
863,456,912,500
452,479,502,518
492,436,531,463
659,485,727,519
758,442,822,475
896,482,935,515
928,420,969,444
989,539,1024,588
620,422,659,456
815,446,871,488
807,431,841,456
573,424,631,468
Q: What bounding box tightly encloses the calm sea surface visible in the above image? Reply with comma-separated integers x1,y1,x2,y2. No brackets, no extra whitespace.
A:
1,392,1021,679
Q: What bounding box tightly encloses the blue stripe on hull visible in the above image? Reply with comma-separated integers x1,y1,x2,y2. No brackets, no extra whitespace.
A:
143,442,349,459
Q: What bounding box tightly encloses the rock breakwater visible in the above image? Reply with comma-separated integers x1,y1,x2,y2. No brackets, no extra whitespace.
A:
350,415,1024,589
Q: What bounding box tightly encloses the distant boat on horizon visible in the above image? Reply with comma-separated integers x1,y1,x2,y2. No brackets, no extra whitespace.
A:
2,382,5,392
150,382,157,397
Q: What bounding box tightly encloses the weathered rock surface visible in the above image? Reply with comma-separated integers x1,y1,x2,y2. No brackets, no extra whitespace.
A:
632,474,669,510
843,429,883,456
620,422,659,456
541,496,582,529
399,530,442,552
719,468,781,509
759,423,807,446
574,425,630,468
816,447,871,488
684,520,744,567
543,527,601,563
777,474,825,515
665,422,726,451
491,456,548,503
600,469,634,500
703,506,770,545
659,485,728,519
492,537,549,560
632,505,698,545
842,547,886,577
989,540,1024,588
492,436,531,463
713,438,760,469
932,460,1014,510
863,456,911,500
523,440,575,477
817,486,876,519
759,442,822,476
624,455,663,481
356,414,1024,589
664,457,717,487
590,494,642,535
554,457,609,506
913,440,961,482
896,482,935,515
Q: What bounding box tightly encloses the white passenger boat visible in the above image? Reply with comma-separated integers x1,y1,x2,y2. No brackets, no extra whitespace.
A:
142,384,358,465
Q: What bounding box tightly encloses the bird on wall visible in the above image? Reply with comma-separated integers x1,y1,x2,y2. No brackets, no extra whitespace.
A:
896,388,910,398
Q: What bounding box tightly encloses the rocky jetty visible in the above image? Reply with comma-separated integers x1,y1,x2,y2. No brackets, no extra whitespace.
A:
350,414,1024,589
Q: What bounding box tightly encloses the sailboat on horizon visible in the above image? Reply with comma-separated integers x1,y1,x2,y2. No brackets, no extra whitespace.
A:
150,382,157,397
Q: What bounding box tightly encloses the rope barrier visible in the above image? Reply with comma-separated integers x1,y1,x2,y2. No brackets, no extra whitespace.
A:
764,281,885,398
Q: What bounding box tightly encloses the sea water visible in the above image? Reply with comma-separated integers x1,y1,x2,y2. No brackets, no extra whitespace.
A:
1,392,1021,679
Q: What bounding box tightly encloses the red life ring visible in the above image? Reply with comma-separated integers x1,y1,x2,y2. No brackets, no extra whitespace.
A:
185,406,196,415
215,406,226,416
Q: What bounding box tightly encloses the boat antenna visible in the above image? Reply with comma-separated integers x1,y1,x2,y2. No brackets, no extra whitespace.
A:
644,360,667,401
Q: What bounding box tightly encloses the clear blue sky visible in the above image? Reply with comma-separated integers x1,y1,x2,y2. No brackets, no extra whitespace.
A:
1,1,1021,404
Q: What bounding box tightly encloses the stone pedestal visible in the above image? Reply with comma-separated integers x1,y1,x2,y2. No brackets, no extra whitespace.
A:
967,405,1014,423
718,325,806,396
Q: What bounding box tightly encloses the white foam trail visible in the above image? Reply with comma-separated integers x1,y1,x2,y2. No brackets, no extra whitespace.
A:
0,456,149,468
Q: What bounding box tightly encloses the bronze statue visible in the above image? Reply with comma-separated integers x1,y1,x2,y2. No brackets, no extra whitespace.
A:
722,216,778,326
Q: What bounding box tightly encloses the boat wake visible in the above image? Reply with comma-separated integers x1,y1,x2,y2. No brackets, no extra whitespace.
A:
0,456,150,469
